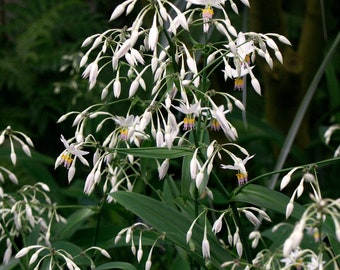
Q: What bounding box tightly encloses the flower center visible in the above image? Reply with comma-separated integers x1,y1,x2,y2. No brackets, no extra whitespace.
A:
234,77,244,90
120,127,129,141
244,54,251,65
61,153,73,169
236,172,248,186
183,115,195,130
202,6,214,20
211,118,220,131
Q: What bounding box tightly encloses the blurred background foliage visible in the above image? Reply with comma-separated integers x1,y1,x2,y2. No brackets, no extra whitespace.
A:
0,0,339,267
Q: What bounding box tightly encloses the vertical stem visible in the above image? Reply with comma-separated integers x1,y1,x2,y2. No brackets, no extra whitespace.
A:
92,198,105,247
269,32,340,189
0,219,29,270
230,202,252,263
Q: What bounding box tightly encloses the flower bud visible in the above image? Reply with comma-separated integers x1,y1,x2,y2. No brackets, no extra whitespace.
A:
285,202,294,219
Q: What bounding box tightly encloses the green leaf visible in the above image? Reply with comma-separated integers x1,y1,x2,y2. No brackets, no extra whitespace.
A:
0,258,19,270
326,62,340,122
112,146,193,159
262,224,293,251
234,184,340,265
232,184,305,219
110,191,233,268
163,176,180,207
53,240,91,265
95,262,137,270
54,208,95,240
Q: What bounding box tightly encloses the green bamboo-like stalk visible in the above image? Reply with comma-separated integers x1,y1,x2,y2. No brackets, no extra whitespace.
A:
269,32,340,189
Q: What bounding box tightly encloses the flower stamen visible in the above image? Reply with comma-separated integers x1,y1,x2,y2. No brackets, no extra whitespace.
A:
234,77,245,90
236,172,248,186
211,118,220,131
120,127,129,141
202,5,214,32
61,153,73,169
183,115,195,130
202,6,214,20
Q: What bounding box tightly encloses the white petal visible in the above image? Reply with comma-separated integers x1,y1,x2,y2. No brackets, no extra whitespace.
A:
129,79,139,98
285,202,294,219
148,15,159,51
110,3,126,21
251,78,261,95
278,35,292,45
10,152,16,165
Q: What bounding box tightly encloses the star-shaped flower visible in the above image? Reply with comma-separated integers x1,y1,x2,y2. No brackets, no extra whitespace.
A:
55,135,89,182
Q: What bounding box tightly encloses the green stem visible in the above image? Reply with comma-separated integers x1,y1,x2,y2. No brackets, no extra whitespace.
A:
162,28,180,73
268,32,340,190
211,170,230,198
230,202,252,264
92,198,105,247
0,219,29,270
231,155,340,198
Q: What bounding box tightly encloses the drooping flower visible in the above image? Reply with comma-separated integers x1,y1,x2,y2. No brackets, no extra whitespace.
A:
113,115,137,141
173,101,202,130
208,99,238,140
236,172,248,186
234,77,245,90
185,0,223,9
226,32,254,61
202,5,214,32
202,224,211,258
56,135,89,168
221,153,253,186
212,212,225,234
280,248,304,269
55,135,89,182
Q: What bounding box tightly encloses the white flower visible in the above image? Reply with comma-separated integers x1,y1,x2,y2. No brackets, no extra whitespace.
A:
55,135,89,182
208,99,238,140
110,0,135,21
195,170,205,189
283,226,304,257
221,154,253,175
249,231,261,248
148,15,159,51
226,32,254,61
285,201,294,219
324,124,340,144
236,241,243,257
212,213,225,234
280,248,303,267
202,226,210,258
158,159,169,180
174,101,202,130
185,0,224,9
243,209,261,226
307,254,325,270
280,167,301,190
164,112,179,149
113,115,137,141
190,149,199,179
174,101,202,117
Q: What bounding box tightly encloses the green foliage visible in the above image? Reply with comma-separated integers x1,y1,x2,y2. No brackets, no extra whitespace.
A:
0,0,339,270
0,0,104,138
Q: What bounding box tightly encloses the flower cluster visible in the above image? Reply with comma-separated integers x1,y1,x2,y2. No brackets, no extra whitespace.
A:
247,167,340,269
114,222,164,270
0,182,65,264
187,205,271,261
54,0,292,265
57,0,290,197
15,245,110,270
0,126,34,166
